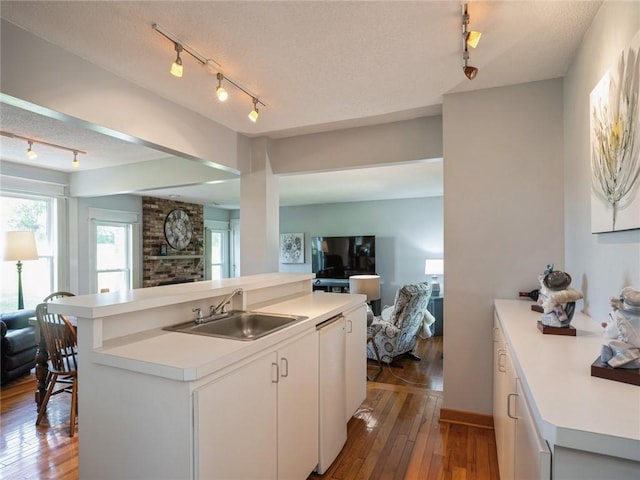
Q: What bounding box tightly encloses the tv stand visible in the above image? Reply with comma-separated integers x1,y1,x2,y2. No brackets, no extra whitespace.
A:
312,278,381,315
312,278,350,293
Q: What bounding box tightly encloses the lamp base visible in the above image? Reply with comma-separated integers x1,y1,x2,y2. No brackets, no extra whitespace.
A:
430,281,440,297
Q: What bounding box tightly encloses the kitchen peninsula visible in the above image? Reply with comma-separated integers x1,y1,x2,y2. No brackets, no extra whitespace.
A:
47,273,367,479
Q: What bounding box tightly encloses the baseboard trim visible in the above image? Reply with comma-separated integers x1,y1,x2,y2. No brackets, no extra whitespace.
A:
439,408,494,429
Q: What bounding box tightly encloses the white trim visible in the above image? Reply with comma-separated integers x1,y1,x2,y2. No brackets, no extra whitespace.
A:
204,220,229,231
88,207,139,224
0,174,67,197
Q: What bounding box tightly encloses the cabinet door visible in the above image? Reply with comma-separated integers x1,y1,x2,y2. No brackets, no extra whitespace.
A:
277,330,319,480
493,316,516,480
345,304,367,420
194,350,278,480
514,378,551,480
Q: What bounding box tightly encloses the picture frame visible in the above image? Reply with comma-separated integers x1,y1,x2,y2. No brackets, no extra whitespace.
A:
280,233,304,264
590,30,640,233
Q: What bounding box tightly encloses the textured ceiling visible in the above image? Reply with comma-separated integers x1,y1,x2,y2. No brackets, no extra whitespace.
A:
0,1,602,207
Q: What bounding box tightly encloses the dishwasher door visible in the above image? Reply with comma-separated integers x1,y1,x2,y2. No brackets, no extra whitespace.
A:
316,315,347,474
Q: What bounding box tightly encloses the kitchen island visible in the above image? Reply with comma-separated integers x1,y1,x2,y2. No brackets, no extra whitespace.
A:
47,273,367,479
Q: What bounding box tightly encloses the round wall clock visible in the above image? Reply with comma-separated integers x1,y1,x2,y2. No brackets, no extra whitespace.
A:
164,209,192,250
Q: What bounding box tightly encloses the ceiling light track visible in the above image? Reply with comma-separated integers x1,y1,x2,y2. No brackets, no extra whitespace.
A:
461,3,481,80
1,130,87,168
152,22,266,120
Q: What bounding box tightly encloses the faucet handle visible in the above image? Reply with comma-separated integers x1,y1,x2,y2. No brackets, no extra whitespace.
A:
192,308,204,321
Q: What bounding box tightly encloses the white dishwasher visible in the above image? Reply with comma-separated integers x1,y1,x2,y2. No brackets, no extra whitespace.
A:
316,314,347,474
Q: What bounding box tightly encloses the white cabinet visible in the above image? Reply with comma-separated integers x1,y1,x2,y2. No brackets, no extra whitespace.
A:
345,304,367,420
278,329,319,480
514,378,551,480
493,315,551,480
493,316,516,480
194,329,319,480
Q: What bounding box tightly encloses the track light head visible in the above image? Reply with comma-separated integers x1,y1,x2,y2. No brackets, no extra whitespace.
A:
463,63,478,80
72,151,80,168
248,97,259,122
216,73,228,101
26,141,37,159
466,31,482,49
170,43,183,77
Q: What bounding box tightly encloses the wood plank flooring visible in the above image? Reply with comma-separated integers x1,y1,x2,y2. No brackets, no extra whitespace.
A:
0,336,499,479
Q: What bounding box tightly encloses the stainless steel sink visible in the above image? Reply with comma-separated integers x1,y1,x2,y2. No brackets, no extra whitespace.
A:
164,311,307,341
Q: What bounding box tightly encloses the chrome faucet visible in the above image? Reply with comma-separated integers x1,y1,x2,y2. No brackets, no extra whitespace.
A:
192,308,205,324
210,288,243,316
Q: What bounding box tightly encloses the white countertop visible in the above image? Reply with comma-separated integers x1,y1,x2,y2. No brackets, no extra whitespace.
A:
90,291,364,382
47,272,316,319
494,299,640,461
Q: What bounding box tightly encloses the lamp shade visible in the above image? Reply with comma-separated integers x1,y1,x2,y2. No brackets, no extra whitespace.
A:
2,231,39,261
425,259,443,276
349,274,381,302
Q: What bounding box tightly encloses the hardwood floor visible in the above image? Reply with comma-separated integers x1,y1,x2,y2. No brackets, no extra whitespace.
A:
0,336,499,479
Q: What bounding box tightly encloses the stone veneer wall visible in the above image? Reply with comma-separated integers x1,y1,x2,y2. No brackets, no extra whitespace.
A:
142,196,204,288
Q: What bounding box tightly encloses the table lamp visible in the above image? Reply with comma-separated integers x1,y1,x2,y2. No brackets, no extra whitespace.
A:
425,259,443,297
2,231,39,309
349,275,381,313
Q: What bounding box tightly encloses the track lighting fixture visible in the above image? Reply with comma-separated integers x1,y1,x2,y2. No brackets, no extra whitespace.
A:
1,131,87,168
152,22,265,122
248,98,259,122
216,73,228,101
461,3,481,80
27,140,37,159
170,43,183,78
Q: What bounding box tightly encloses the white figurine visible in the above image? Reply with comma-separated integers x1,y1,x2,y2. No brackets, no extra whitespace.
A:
600,287,640,369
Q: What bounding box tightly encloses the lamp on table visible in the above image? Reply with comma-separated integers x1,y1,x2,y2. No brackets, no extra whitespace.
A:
425,259,443,297
349,274,381,317
2,231,39,309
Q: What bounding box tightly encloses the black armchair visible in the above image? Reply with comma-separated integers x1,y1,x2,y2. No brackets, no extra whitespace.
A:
1,308,37,385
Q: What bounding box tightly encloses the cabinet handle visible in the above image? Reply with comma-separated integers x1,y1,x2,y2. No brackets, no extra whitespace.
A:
347,319,353,334
507,393,518,419
498,350,507,373
272,362,279,383
281,357,289,378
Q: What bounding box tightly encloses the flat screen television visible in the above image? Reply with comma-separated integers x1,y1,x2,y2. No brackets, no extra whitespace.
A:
311,235,376,279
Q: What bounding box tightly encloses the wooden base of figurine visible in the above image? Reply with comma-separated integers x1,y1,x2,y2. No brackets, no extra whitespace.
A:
537,321,576,336
591,357,640,386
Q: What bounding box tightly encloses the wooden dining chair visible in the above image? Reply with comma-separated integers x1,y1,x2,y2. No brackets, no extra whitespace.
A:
35,302,78,437
43,291,75,302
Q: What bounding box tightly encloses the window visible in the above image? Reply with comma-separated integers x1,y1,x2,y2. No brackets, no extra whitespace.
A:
95,222,131,293
210,230,225,279
205,221,230,280
1,194,56,310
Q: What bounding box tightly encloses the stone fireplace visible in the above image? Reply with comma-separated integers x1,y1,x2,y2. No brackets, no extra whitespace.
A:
142,196,204,288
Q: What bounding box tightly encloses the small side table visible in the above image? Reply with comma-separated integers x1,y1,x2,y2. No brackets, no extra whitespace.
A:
428,296,444,336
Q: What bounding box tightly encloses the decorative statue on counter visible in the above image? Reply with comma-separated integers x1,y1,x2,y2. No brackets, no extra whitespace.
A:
600,287,640,369
537,264,584,328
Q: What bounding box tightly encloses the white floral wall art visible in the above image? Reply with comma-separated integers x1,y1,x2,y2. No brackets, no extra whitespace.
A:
280,233,304,264
590,30,640,233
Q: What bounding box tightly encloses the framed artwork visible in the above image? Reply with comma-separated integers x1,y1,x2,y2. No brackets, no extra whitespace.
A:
280,233,304,264
590,29,640,233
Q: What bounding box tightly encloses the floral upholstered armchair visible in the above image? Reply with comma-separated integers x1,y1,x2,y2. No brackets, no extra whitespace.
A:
366,283,432,365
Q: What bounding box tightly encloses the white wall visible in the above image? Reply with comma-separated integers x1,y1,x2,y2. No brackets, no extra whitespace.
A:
279,196,443,307
563,2,640,321
271,116,442,174
443,79,565,415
